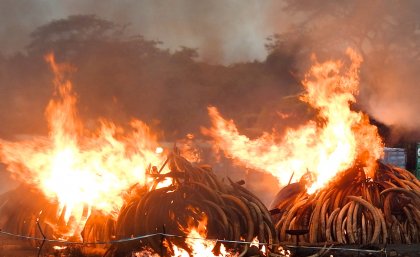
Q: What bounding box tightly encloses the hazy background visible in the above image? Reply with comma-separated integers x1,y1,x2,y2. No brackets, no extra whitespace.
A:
0,0,288,64
0,0,419,199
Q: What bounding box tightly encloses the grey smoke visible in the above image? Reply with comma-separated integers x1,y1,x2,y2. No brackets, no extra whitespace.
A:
0,0,289,64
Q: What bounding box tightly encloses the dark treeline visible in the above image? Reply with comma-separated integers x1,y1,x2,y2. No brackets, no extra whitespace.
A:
0,15,305,141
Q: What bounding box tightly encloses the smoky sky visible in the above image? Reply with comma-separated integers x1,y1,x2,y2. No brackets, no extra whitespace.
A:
0,0,419,137
0,0,288,64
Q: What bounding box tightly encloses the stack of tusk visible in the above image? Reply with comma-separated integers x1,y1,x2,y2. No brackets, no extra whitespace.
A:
271,161,420,245
107,152,278,256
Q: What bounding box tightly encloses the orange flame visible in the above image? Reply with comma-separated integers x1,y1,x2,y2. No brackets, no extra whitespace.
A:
177,134,202,163
205,49,383,193
171,214,235,257
0,54,165,237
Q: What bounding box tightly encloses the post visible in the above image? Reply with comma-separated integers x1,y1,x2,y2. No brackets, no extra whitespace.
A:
36,219,46,257
161,224,166,257
416,143,420,179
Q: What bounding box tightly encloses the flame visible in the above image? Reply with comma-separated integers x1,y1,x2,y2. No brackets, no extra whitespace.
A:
177,134,202,163
250,237,266,254
205,49,383,193
0,54,165,237
171,215,270,256
277,246,291,257
250,237,260,248
171,214,235,257
53,246,67,250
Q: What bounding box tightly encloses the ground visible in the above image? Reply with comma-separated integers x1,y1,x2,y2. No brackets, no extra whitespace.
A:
1,238,420,257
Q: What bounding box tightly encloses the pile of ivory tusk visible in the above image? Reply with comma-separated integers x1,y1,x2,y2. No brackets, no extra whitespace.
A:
106,152,278,257
271,161,420,245
4,154,418,256
0,185,73,247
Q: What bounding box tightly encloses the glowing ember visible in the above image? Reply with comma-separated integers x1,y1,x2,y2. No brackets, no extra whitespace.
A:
204,49,383,193
0,54,165,237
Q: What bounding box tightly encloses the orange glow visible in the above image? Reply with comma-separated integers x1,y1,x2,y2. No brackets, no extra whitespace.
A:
0,54,165,237
205,49,383,193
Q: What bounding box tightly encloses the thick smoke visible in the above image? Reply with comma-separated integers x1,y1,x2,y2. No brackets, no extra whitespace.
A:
0,0,288,64
362,57,420,140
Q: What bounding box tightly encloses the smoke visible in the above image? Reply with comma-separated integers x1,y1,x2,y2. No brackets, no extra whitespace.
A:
361,56,420,140
272,0,420,140
0,0,290,64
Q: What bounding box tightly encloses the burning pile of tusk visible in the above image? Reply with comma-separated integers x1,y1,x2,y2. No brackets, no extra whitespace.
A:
271,161,420,245
106,151,278,256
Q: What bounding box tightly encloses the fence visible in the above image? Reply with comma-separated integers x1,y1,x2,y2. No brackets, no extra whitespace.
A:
0,220,388,257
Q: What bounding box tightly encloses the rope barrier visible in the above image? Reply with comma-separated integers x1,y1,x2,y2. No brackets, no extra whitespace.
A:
0,229,162,245
0,228,388,255
285,244,385,254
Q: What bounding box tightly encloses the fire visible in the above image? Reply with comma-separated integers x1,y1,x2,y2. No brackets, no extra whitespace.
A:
250,237,266,255
177,133,202,163
204,49,383,193
0,54,165,237
170,214,235,257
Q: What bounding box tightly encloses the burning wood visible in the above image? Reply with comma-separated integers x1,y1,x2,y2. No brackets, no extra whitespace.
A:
106,152,278,256
271,161,420,245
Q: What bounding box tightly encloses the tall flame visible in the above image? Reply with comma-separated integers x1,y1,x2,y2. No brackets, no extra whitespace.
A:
205,49,383,193
0,54,165,236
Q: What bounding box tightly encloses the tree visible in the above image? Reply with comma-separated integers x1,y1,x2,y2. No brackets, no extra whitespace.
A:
27,15,125,57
